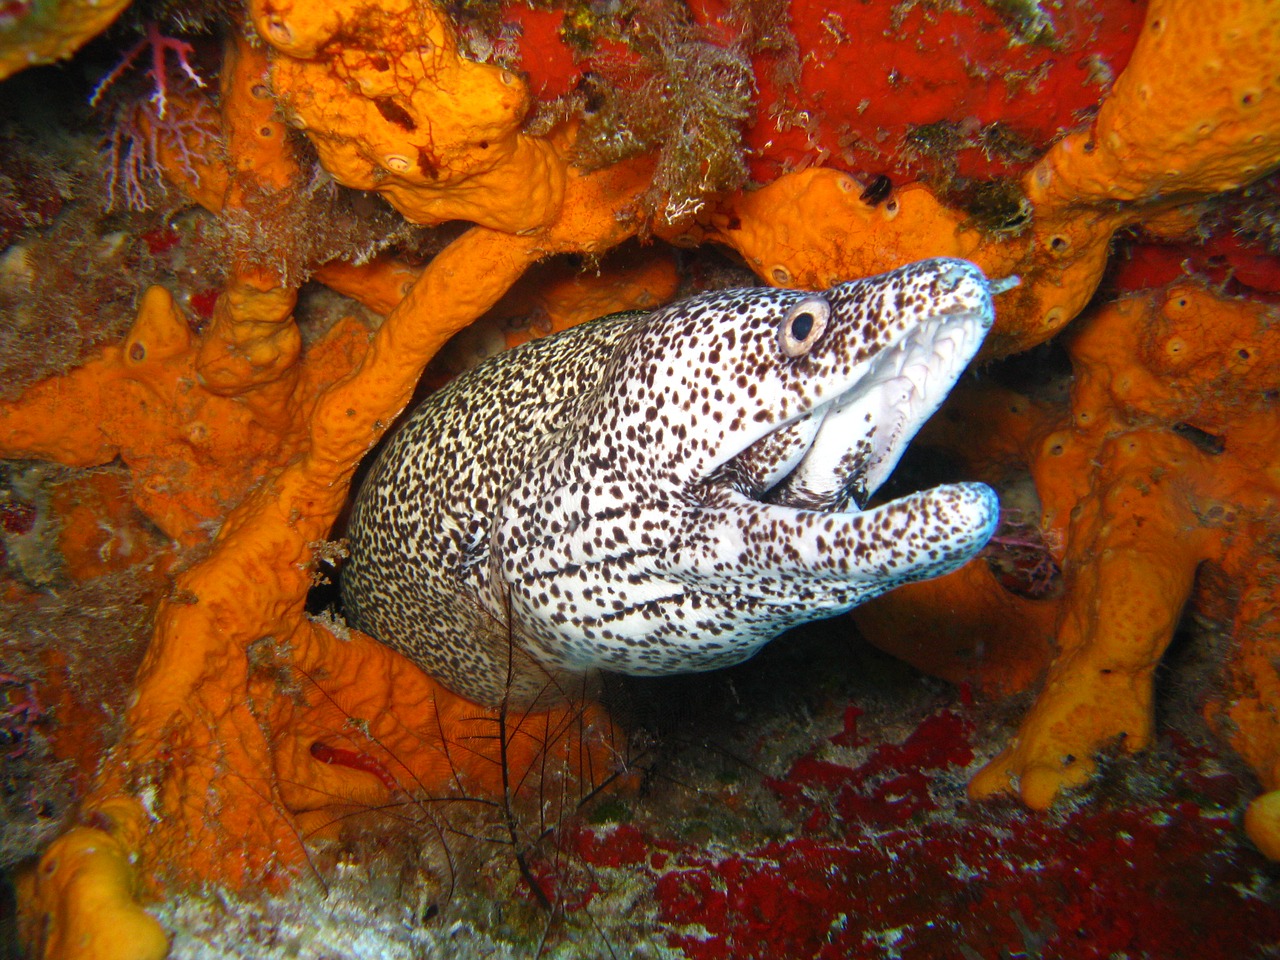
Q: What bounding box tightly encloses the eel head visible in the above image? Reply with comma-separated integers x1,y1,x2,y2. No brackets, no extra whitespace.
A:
500,258,1008,676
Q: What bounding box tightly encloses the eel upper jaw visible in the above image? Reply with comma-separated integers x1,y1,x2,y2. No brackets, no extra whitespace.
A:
826,300,993,505
717,299,993,514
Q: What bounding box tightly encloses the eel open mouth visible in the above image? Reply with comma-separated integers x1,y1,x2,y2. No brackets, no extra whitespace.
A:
733,265,1013,514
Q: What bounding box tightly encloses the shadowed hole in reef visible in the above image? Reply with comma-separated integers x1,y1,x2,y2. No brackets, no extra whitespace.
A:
0,871,19,960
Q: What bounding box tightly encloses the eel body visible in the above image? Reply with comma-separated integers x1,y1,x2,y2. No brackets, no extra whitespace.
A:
343,258,1001,706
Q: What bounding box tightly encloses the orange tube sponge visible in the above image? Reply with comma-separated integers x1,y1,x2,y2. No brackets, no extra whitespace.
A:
971,428,1214,808
0,284,367,545
17,798,168,960
147,37,428,322
0,0,131,80
966,284,1280,850
699,0,1280,355
498,246,680,349
22,153,651,957
312,256,423,317
702,166,1122,356
1028,0,1280,208
145,33,299,214
249,0,565,233
703,172,980,289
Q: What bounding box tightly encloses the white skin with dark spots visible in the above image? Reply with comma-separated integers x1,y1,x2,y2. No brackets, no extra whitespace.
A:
343,258,1001,706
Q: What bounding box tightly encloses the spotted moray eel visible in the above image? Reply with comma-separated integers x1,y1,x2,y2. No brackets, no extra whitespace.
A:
343,258,1003,706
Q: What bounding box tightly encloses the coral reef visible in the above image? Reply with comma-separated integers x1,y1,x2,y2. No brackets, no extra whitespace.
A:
857,281,1280,855
5,12,651,958
0,0,1279,956
695,0,1280,355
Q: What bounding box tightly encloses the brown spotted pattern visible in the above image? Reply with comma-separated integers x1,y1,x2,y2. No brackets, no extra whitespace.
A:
343,259,1001,706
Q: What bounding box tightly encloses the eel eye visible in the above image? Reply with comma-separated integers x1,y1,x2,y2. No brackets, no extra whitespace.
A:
779,297,830,358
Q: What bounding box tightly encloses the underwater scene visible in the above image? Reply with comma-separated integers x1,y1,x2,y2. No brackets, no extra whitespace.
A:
1,0,1279,957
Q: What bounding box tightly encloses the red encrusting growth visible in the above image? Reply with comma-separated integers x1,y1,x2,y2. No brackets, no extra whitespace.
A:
0,498,35,535
187,287,220,323
308,741,399,793
1112,233,1280,298
566,705,1280,960
506,0,1148,186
